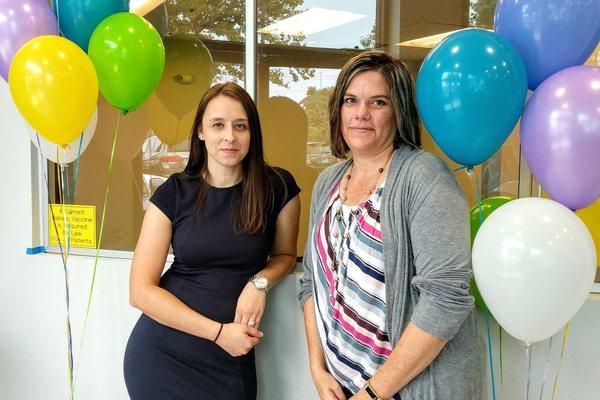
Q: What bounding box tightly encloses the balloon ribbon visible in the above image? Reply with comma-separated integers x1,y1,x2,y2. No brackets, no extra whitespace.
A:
72,112,121,397
524,342,533,400
539,336,554,400
475,170,496,400
35,133,76,400
551,323,571,400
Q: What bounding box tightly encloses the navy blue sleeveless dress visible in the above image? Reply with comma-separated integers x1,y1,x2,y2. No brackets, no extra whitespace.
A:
123,168,299,400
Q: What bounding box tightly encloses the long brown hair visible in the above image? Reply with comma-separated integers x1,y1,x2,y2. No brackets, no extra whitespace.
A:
183,82,274,234
329,51,422,159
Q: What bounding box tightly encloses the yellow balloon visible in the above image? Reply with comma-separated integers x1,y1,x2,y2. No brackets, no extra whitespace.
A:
542,186,600,268
147,93,195,146
576,198,600,267
585,43,600,67
154,35,213,118
9,35,98,145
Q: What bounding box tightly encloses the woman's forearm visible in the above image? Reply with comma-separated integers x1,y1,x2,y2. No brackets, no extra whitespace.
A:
303,297,328,375
259,195,300,289
131,284,221,341
368,322,446,398
258,253,296,287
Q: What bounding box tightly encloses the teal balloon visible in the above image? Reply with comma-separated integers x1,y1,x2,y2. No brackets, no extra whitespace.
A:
416,28,527,167
52,0,129,52
469,196,513,312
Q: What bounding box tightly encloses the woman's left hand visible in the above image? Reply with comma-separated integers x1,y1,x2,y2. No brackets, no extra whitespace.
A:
349,389,371,400
235,282,267,329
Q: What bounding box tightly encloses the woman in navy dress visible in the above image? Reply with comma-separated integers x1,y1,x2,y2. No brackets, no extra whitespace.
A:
124,82,301,400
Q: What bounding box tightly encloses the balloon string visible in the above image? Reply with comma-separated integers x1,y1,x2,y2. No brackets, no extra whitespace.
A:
72,133,84,193
476,172,496,400
73,111,121,396
476,172,484,227
551,323,571,400
53,137,83,398
524,342,533,400
58,160,71,258
499,324,503,385
58,161,75,400
453,164,474,173
36,133,75,400
539,336,554,400
484,307,497,400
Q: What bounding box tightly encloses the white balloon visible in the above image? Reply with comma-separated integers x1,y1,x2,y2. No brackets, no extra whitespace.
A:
472,197,596,343
28,107,98,164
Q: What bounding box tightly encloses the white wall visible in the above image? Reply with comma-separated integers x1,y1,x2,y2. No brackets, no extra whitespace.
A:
1,80,599,400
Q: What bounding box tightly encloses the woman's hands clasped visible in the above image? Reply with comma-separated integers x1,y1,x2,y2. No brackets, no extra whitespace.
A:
215,322,263,357
215,281,268,357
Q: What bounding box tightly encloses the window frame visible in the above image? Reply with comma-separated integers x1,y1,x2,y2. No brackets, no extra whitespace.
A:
31,0,599,293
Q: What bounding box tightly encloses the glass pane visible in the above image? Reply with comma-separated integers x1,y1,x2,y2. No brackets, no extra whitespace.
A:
48,1,245,252
257,0,517,254
258,0,376,50
257,0,376,254
396,0,520,207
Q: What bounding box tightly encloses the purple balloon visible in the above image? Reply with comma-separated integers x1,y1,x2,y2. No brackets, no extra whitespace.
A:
494,0,600,90
521,66,600,210
0,0,58,81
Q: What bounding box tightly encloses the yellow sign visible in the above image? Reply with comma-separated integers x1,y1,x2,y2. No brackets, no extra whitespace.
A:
48,204,96,249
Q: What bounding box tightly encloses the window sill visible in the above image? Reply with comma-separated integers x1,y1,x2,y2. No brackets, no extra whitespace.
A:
43,246,175,263
38,248,600,296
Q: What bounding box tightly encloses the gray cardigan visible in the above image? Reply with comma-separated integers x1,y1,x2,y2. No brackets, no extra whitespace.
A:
299,146,487,400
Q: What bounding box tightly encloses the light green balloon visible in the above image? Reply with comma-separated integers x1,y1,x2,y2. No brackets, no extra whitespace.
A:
88,12,165,113
469,196,513,313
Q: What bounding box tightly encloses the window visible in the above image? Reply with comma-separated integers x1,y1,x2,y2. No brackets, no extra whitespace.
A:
256,0,376,254
47,1,246,253
42,1,600,284
255,0,520,253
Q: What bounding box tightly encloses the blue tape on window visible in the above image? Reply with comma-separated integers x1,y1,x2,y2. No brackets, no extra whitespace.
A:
26,246,45,255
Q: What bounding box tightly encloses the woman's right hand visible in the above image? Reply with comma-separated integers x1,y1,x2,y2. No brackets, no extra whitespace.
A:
215,323,263,357
312,368,346,400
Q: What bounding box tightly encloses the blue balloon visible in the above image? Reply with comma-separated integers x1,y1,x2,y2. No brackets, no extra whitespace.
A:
494,0,600,90
416,29,527,167
52,0,129,52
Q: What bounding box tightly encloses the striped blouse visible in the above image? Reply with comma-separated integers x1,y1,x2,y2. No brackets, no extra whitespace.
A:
312,180,400,398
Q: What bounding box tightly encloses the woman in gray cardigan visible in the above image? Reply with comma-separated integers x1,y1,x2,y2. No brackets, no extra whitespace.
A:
298,51,486,400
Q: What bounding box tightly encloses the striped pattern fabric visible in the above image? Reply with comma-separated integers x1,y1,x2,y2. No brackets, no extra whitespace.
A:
312,181,400,398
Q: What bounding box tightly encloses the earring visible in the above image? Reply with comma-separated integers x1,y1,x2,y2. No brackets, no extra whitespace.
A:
198,135,205,141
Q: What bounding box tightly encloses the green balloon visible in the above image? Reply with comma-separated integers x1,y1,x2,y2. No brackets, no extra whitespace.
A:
88,12,165,113
469,196,513,312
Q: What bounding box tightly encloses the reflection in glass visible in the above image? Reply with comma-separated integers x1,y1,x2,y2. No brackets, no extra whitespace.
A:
48,0,529,256
49,0,247,251
255,0,519,254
